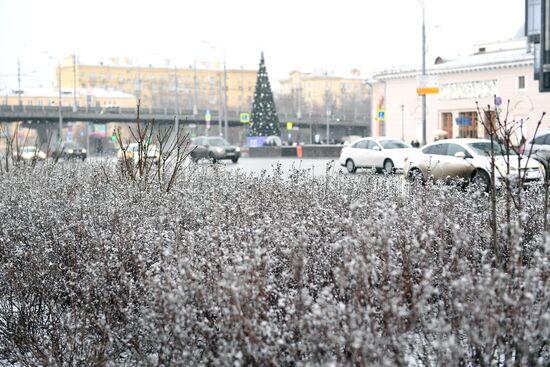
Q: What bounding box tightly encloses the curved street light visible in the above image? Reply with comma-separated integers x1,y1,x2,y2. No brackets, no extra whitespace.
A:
417,0,427,146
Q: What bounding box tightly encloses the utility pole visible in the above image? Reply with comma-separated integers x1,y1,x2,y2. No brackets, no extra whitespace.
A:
73,53,77,111
223,55,228,140
218,73,222,136
297,71,302,119
17,57,22,107
193,60,198,116
174,66,179,138
57,62,63,142
419,0,427,146
401,104,405,140
240,65,244,113
326,104,330,144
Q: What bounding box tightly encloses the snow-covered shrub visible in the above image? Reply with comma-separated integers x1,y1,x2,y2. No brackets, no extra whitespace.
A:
0,162,548,366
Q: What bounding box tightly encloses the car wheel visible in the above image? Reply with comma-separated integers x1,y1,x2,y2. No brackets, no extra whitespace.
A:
471,169,491,192
346,159,356,174
231,157,239,163
383,159,394,174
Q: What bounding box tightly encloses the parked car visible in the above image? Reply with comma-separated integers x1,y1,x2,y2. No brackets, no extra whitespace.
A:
14,146,47,161
339,137,416,173
51,142,87,160
190,136,241,163
523,128,550,171
403,138,545,191
117,142,160,165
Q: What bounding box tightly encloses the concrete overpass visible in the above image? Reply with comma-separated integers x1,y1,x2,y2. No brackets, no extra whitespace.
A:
0,105,371,150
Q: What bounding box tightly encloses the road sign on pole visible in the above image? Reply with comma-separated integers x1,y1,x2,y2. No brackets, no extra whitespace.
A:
240,112,250,123
376,110,385,121
286,121,293,130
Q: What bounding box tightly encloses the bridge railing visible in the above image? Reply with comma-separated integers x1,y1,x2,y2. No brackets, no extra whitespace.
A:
0,104,370,126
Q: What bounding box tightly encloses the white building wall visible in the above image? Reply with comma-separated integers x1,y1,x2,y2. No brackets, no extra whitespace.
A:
375,64,550,144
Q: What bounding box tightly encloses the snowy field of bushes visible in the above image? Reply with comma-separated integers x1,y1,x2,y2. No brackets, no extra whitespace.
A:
0,161,548,366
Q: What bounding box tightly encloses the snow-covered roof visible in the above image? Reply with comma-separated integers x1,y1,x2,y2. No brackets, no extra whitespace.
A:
374,42,533,80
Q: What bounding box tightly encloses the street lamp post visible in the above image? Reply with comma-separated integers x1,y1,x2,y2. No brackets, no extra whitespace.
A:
326,108,330,144
200,41,229,140
174,66,179,138
401,104,405,141
418,0,427,146
57,61,63,142
72,53,77,111
221,55,228,140
17,57,22,107
44,52,63,142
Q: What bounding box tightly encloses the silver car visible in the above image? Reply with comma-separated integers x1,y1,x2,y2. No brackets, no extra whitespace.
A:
403,138,545,191
523,128,550,170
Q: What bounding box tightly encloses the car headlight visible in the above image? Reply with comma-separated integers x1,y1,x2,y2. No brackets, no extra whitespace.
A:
216,147,224,154
235,147,241,152
82,149,87,154
67,149,74,154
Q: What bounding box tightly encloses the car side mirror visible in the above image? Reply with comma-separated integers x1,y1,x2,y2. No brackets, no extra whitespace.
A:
372,146,381,151
454,151,466,159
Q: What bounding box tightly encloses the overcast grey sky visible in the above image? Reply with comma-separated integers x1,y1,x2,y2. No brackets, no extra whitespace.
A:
0,0,524,90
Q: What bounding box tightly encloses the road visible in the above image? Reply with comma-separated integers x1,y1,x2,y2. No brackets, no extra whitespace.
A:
87,156,402,178
210,157,343,176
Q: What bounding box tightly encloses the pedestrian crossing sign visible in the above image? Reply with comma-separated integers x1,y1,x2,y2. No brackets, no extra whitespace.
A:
240,113,250,123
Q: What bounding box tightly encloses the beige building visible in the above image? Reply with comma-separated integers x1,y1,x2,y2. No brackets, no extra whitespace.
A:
1,86,136,109
371,38,550,145
56,56,257,111
278,70,370,121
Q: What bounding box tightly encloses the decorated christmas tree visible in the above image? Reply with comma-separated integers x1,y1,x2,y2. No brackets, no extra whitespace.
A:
248,52,280,137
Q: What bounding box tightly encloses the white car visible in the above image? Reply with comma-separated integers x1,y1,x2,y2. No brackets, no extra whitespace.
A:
339,137,417,173
15,146,47,161
117,143,160,165
403,138,545,191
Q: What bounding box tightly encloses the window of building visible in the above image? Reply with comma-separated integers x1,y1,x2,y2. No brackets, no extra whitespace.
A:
457,111,478,138
81,72,86,80
90,72,96,81
118,73,123,82
441,112,453,138
518,75,526,90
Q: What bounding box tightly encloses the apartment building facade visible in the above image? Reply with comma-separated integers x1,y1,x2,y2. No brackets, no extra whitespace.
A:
56,56,257,112
278,70,370,122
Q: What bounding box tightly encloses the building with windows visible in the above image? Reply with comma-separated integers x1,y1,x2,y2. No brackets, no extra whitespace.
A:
56,56,257,111
1,86,136,109
370,37,550,144
277,70,370,122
